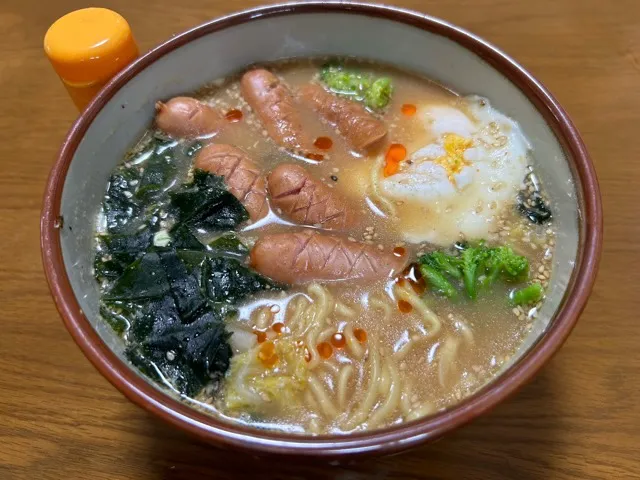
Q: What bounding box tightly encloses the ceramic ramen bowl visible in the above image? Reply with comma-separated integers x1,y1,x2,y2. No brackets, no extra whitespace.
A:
41,2,602,457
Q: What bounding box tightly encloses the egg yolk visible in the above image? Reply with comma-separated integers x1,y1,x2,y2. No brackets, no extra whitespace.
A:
434,134,473,184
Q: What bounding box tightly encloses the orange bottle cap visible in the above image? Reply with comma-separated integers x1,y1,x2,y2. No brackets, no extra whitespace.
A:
44,8,138,87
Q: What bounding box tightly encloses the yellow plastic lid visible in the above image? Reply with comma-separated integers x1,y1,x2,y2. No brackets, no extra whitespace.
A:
44,8,138,92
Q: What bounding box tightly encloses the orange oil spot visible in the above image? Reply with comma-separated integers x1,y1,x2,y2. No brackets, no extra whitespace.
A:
383,143,407,177
330,332,346,349
393,246,406,257
224,109,243,122
254,330,267,344
401,104,417,116
353,328,368,343
272,322,285,334
398,299,413,313
313,136,333,150
306,152,324,161
317,342,333,359
258,341,278,367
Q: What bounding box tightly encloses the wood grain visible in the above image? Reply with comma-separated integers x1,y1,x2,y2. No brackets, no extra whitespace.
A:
0,0,637,478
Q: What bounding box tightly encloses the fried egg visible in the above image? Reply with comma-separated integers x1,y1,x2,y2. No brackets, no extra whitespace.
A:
380,96,530,245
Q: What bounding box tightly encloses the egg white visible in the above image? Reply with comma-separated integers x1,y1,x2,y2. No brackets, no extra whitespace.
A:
380,96,530,246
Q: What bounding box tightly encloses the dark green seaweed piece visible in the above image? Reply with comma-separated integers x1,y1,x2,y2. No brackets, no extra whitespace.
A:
517,170,553,224
207,232,249,258
104,252,170,301
117,296,182,344
169,224,205,250
158,250,208,322
126,307,232,397
517,191,553,224
99,303,130,336
170,170,249,231
202,256,277,304
136,144,178,201
94,229,153,281
103,166,142,234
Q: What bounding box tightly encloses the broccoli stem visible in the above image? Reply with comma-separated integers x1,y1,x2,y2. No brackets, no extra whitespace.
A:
511,283,544,306
419,264,457,298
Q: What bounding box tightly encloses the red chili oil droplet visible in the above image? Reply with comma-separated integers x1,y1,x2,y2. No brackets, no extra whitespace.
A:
395,277,406,287
330,333,346,348
254,330,267,344
225,109,243,122
258,341,278,367
317,342,333,359
353,328,367,343
272,322,285,334
401,104,417,116
398,299,413,313
261,354,278,367
393,246,406,257
306,152,324,161
383,143,407,177
313,136,333,150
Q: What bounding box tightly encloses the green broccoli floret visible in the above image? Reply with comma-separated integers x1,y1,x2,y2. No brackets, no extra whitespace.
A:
418,242,533,303
364,77,393,110
423,251,463,279
483,245,529,286
320,64,371,96
461,245,489,300
511,283,544,306
419,263,457,298
320,63,392,109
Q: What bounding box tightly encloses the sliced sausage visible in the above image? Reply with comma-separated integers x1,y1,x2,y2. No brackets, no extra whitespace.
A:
194,144,268,221
297,83,387,151
250,230,407,284
241,69,310,151
267,163,355,229
155,97,222,138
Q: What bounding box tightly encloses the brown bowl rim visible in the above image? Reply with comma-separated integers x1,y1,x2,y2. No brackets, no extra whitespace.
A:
41,1,602,457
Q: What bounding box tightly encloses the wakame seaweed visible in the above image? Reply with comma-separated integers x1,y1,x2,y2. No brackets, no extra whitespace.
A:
126,307,232,397
101,248,272,396
103,165,143,234
517,169,553,225
96,149,278,397
170,169,249,231
94,229,153,281
103,136,179,235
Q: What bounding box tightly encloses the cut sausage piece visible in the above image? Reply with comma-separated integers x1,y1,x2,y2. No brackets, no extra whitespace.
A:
155,97,222,138
297,83,387,151
241,69,310,151
268,163,355,229
194,144,268,221
250,230,407,284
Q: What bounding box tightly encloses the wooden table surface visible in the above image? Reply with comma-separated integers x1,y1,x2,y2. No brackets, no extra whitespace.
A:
1,0,637,478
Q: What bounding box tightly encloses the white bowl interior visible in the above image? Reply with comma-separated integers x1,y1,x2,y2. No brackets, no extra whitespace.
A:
59,12,578,412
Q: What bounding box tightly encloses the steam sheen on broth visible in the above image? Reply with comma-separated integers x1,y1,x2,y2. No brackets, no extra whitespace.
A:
94,59,555,435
